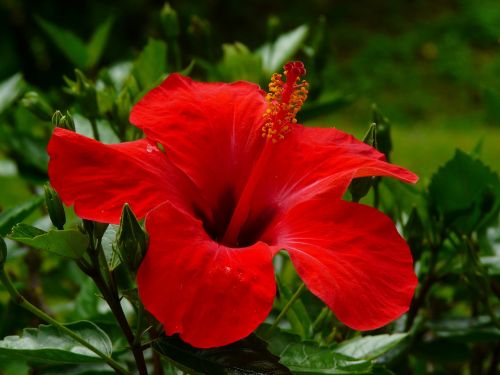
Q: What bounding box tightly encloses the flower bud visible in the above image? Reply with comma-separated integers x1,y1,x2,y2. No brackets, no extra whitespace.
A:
65,69,98,118
372,104,392,160
20,91,52,120
52,110,75,131
44,184,66,230
116,204,148,273
161,3,180,39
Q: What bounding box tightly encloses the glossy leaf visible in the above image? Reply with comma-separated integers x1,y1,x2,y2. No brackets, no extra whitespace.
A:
333,334,409,361
261,327,374,374
9,223,89,259
154,333,291,374
0,322,112,364
0,196,44,236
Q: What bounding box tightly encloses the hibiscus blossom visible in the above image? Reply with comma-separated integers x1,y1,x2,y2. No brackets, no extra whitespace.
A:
48,62,418,348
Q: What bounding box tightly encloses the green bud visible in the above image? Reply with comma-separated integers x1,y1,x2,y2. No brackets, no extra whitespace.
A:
0,237,7,268
52,110,76,131
20,91,52,120
349,123,377,202
161,3,180,39
64,70,98,118
266,16,281,42
116,204,148,273
44,184,66,230
371,104,392,160
82,220,109,242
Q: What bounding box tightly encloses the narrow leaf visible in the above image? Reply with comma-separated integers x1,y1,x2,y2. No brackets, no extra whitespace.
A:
87,17,114,68
36,18,88,69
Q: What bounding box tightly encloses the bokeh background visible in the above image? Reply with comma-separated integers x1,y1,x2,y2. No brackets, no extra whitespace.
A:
1,0,499,181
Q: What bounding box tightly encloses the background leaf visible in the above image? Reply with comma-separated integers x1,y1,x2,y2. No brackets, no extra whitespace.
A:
0,73,26,115
0,196,43,236
36,18,89,69
9,223,89,259
0,321,112,364
132,38,167,92
154,333,291,374
258,25,309,75
333,334,409,361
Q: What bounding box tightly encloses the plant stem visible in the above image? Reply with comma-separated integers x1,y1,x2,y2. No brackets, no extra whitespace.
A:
265,282,305,338
0,268,130,375
90,117,101,141
86,250,149,375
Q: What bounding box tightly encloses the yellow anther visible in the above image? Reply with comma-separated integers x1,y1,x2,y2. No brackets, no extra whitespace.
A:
261,62,308,143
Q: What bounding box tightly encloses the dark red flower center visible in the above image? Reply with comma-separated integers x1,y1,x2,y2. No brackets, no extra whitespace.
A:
199,62,308,248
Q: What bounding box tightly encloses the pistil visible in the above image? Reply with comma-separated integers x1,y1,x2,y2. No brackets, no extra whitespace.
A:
222,62,308,246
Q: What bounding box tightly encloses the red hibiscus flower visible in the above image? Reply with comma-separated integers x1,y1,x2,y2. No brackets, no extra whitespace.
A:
48,62,418,348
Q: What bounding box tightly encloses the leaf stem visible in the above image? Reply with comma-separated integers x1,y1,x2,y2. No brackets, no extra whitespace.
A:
265,282,306,338
0,268,130,374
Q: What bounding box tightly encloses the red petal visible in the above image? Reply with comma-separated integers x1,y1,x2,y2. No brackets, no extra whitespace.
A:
246,126,417,227
267,198,417,330
130,74,267,207
137,201,276,348
47,128,194,223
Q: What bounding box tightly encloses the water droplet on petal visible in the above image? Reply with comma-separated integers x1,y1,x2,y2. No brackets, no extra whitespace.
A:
146,144,155,153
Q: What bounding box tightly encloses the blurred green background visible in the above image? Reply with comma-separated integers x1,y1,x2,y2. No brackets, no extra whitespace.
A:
1,0,499,187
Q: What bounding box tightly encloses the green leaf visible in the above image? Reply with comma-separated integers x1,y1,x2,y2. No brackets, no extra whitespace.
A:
0,73,26,115
0,321,112,364
154,333,291,374
428,149,500,233
9,223,89,259
261,327,373,374
427,315,500,342
217,42,262,82
0,196,44,236
333,334,409,361
86,17,114,68
258,25,309,75
36,18,88,69
132,38,167,91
